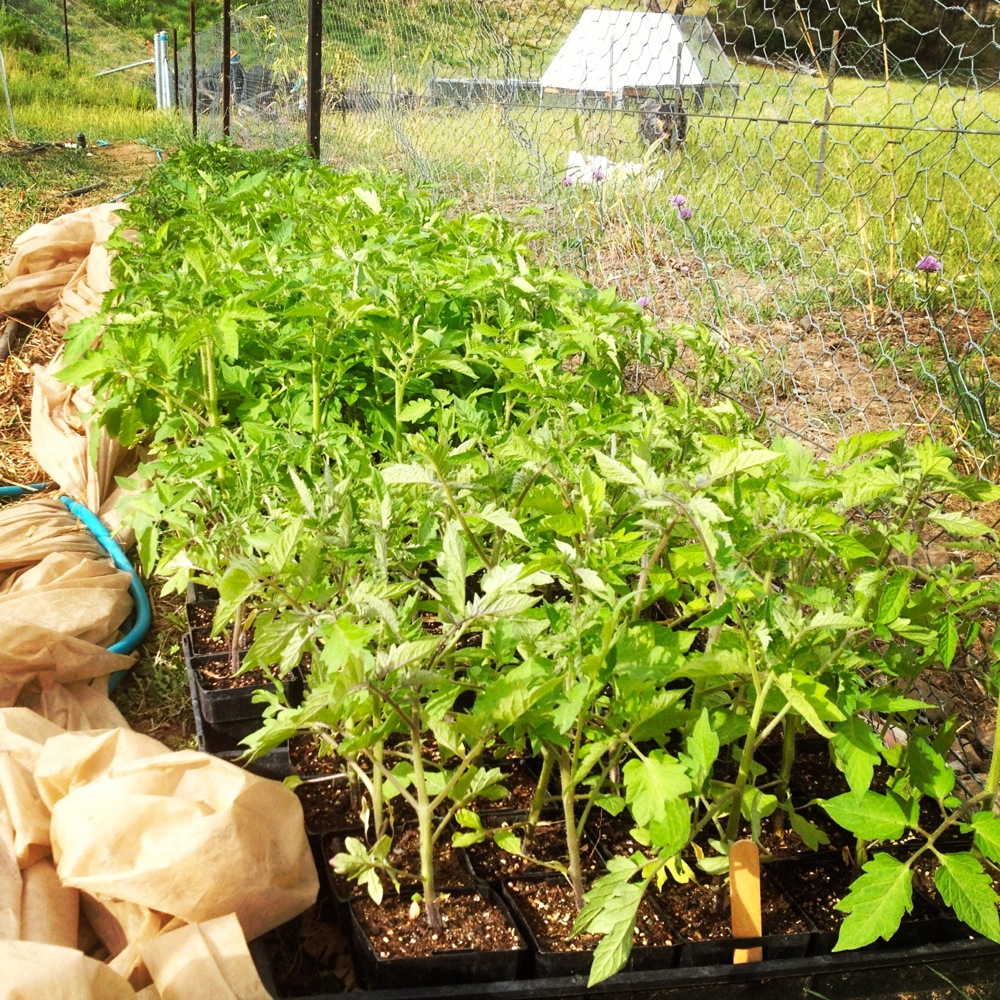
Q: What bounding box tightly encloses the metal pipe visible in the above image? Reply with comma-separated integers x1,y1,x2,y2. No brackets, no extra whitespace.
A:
173,28,180,109
95,59,154,77
0,46,16,139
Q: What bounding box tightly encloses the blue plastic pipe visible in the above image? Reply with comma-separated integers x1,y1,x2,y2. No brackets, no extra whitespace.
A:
58,495,152,658
0,482,49,498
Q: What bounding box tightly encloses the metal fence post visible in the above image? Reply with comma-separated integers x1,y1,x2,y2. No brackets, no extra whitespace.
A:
222,0,231,137
189,1,198,137
307,0,323,158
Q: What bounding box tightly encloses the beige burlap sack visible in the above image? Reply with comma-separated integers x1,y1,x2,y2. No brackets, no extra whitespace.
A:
0,203,125,327
0,497,106,574
138,914,273,1000
0,939,136,1000
0,497,137,708
36,731,318,942
29,364,140,529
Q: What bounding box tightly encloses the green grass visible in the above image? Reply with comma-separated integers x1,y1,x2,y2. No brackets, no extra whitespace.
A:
305,64,1000,320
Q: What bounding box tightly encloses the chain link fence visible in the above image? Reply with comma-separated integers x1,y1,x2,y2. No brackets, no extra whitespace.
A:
182,0,1000,474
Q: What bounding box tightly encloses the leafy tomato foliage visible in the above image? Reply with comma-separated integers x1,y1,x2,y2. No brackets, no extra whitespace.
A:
66,143,1000,982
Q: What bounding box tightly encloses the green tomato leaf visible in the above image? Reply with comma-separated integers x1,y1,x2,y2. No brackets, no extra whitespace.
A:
968,811,1000,864
624,751,692,829
905,737,955,801
468,503,527,542
789,811,830,851
353,186,382,214
876,570,913,625
399,398,433,422
775,671,846,738
581,879,646,987
934,853,1000,942
681,708,720,787
832,717,882,794
928,511,994,538
820,790,910,840
833,853,912,951
705,447,782,480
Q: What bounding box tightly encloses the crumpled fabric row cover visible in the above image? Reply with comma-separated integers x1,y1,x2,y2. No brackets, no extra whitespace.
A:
1,202,138,528
0,206,320,997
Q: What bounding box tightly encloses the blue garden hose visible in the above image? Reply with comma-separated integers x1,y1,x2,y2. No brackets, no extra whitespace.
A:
0,482,49,498
0,484,151,687
58,496,152,658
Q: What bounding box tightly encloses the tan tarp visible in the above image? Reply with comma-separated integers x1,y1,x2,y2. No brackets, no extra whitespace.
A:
30,361,139,529
0,203,139,528
38,729,317,942
0,203,124,333
0,497,136,708
0,716,317,997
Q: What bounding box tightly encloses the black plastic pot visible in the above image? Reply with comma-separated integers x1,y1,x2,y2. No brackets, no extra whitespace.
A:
347,886,529,990
187,655,293,777
183,632,303,749
294,775,365,837
500,875,679,980
273,934,1000,999
768,856,944,954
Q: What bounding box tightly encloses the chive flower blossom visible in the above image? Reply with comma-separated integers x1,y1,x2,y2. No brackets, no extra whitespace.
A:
670,194,686,207
591,166,607,182
637,295,651,308
678,206,693,221
562,175,575,187
916,254,942,273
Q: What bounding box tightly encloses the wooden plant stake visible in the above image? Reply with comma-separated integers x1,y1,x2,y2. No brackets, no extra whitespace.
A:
729,839,762,964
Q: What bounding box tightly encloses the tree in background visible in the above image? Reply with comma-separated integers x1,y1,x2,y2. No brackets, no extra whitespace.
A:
713,0,999,75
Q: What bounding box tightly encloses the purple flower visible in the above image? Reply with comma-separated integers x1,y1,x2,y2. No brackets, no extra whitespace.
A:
670,194,687,207
562,175,575,187
591,167,607,182
916,254,942,273
678,206,693,221
637,295,651,309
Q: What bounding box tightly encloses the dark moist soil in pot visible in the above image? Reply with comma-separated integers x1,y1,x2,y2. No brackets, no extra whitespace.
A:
482,760,548,813
189,624,253,657
585,809,645,858
186,603,216,629
296,779,363,834
505,878,675,952
353,890,522,960
290,732,345,778
196,658,271,692
465,820,603,880
265,903,357,996
655,875,810,940
771,859,938,932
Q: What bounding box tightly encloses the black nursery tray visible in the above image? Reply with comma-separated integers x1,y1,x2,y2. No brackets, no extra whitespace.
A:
273,934,1000,1000
187,657,293,777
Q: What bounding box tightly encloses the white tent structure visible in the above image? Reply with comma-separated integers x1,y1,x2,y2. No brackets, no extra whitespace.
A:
540,9,703,96
539,9,737,106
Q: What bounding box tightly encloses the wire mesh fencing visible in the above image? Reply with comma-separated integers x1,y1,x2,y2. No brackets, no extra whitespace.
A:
182,0,1000,476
